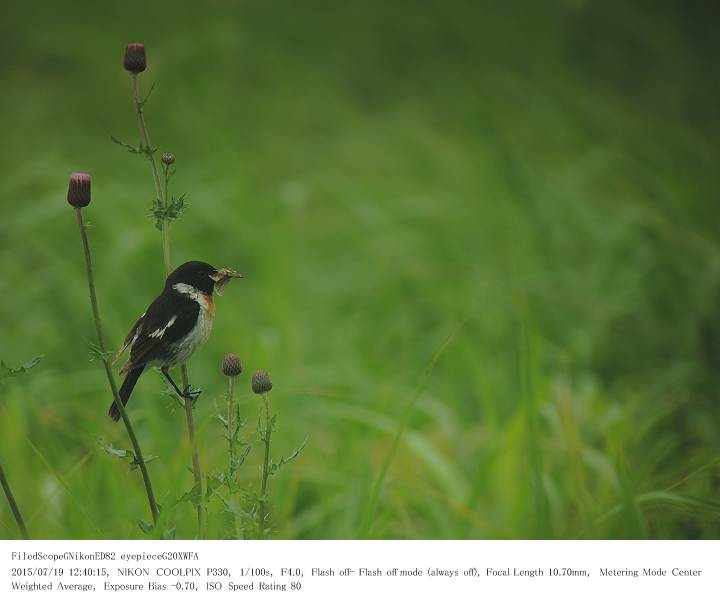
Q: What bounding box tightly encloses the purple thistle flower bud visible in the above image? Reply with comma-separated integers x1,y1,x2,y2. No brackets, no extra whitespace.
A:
67,172,91,207
222,353,242,377
161,153,175,166
251,371,272,394
124,43,147,73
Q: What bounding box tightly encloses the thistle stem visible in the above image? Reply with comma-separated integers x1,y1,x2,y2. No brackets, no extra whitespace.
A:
0,461,28,539
226,376,242,538
129,70,205,538
161,223,172,276
181,364,206,539
227,377,235,477
258,393,272,539
74,207,159,526
130,74,164,207
130,73,171,273
161,170,172,273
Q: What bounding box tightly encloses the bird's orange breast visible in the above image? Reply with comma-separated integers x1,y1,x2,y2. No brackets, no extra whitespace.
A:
201,293,216,321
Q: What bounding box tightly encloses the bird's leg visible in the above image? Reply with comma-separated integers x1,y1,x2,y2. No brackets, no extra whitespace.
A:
182,384,202,401
161,367,184,398
161,367,201,401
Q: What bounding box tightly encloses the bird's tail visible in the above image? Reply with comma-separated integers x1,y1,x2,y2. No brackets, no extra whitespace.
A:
108,365,145,422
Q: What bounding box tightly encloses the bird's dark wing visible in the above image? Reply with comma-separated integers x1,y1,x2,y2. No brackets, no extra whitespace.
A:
114,312,146,363
120,291,200,373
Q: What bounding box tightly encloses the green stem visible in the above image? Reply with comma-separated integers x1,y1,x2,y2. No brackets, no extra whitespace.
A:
258,393,271,539
74,207,159,526
161,168,172,273
129,70,205,538
181,365,206,539
130,74,164,209
131,73,171,273
161,221,172,275
0,461,28,539
227,376,242,538
227,377,235,477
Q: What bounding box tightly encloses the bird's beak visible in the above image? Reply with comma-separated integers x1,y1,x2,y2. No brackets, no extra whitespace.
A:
210,268,243,296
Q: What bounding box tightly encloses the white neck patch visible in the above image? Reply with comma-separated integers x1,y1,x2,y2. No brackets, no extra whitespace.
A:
173,283,201,301
173,283,213,315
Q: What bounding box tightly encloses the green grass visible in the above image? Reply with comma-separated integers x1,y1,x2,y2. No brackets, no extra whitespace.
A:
1,0,719,539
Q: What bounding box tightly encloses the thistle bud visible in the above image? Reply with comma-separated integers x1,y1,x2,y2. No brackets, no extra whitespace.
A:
222,353,242,377
67,172,91,207
124,43,146,73
251,371,272,394
161,153,175,166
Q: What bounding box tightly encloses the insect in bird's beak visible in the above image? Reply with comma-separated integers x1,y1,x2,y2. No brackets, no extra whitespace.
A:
210,268,243,295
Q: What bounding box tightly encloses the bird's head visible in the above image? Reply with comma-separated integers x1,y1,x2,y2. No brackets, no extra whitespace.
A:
166,261,243,296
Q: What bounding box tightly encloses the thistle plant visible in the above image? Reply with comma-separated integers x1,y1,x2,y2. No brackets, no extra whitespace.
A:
245,371,306,538
0,356,42,539
222,354,243,479
67,172,159,528
219,354,251,537
252,371,273,538
115,43,203,538
108,43,304,540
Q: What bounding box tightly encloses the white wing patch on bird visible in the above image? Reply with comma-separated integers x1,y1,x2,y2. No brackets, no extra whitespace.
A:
149,315,176,339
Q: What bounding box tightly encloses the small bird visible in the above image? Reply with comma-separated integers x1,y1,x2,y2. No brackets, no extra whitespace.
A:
109,260,242,421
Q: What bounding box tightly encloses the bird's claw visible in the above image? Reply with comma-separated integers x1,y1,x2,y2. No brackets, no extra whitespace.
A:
182,385,201,400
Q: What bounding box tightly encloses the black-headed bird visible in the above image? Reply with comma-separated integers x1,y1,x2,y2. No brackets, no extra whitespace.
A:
109,260,242,421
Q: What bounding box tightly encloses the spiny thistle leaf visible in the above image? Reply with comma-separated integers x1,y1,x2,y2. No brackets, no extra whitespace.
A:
258,412,276,439
232,444,253,471
104,445,130,459
0,356,43,384
148,194,188,231
206,473,224,496
110,135,143,154
230,425,249,448
129,454,159,471
269,437,308,476
111,135,157,158
216,413,229,429
88,342,112,363
259,413,277,440
95,435,131,459
224,480,242,495
177,483,203,506
223,426,250,447
139,82,156,109
96,436,157,470
222,498,245,516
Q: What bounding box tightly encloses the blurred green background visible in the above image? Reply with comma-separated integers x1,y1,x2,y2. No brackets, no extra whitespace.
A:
1,0,719,539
